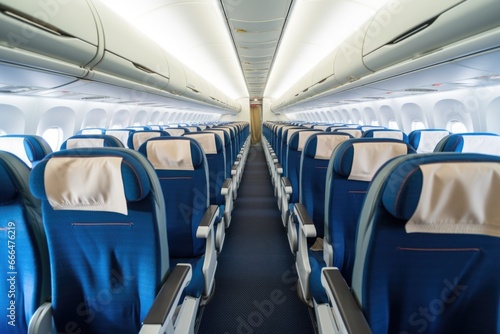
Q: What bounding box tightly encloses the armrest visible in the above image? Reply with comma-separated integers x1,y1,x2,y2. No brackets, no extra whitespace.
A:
293,203,316,238
321,268,372,334
221,178,233,196
275,162,283,175
141,264,192,333
196,205,219,238
281,176,293,194
28,302,52,334
231,165,238,176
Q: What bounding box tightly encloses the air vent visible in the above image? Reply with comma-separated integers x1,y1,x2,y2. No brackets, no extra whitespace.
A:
81,96,111,100
405,88,438,93
187,86,200,94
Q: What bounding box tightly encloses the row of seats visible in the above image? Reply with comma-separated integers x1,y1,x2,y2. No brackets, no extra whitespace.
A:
0,122,251,333
261,121,500,333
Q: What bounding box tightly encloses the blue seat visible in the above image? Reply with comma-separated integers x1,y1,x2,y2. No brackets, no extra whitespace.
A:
76,127,106,135
322,153,500,334
408,129,450,153
138,137,218,330
0,151,50,333
60,134,124,149
332,127,363,138
434,132,500,154
0,135,52,168
29,147,191,334
128,130,170,150
362,129,409,143
288,133,352,253
295,139,414,310
184,131,233,252
280,129,323,226
104,129,136,147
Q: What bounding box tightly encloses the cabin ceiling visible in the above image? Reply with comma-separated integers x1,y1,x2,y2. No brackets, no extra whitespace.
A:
99,0,389,103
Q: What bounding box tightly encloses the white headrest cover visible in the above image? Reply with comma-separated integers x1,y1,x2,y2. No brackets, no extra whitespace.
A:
406,162,500,237
0,137,31,167
338,129,362,138
165,129,185,136
373,131,403,140
146,140,194,170
298,131,321,151
417,131,449,153
80,129,103,135
187,133,217,154
462,135,500,155
106,131,130,146
286,129,303,144
67,138,105,149
314,125,329,131
133,132,162,150
45,157,127,215
349,142,407,181
206,130,225,146
315,135,350,160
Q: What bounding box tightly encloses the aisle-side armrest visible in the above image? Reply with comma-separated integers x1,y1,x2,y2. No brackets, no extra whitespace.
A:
221,178,233,196
140,264,192,334
196,205,220,238
294,203,316,238
281,176,292,194
321,268,372,334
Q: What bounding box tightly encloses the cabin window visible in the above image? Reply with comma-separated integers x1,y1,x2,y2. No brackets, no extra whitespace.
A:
42,127,63,152
447,120,468,133
388,120,399,129
411,120,425,131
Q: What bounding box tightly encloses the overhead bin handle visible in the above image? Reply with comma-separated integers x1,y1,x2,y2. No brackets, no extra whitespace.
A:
389,16,438,45
1,8,72,38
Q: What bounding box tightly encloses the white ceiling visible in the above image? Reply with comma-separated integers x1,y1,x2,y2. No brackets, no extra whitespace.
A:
99,0,391,102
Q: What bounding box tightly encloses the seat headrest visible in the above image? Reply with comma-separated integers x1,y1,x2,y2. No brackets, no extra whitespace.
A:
204,130,226,146
364,129,405,141
130,130,169,150
62,134,125,149
184,132,221,154
333,139,412,181
140,137,204,170
289,130,322,151
30,149,152,215
411,130,450,153
0,162,16,204
439,133,500,154
0,135,51,167
382,154,500,237
304,133,352,160
333,128,362,138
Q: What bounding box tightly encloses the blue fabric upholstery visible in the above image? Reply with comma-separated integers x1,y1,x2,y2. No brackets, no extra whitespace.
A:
204,129,232,179
0,135,52,168
0,152,50,334
60,134,125,149
29,148,168,334
139,137,212,298
325,139,415,286
352,153,500,334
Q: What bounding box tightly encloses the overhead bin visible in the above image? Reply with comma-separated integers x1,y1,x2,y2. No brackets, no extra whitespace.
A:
89,0,170,91
0,0,100,76
363,0,500,71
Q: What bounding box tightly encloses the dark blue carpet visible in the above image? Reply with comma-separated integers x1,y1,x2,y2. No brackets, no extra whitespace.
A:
197,145,315,334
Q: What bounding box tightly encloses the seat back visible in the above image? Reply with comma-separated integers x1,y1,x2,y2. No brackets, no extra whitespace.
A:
105,129,136,147
30,148,168,333
139,137,209,259
325,139,415,284
128,130,170,150
184,132,226,207
60,134,124,149
352,153,500,334
76,128,106,135
299,133,352,239
204,129,232,178
408,129,450,153
434,132,500,154
0,152,50,333
0,135,52,168
332,128,363,138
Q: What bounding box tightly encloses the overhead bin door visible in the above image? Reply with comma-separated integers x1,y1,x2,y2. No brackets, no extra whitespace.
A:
89,0,170,91
363,0,500,71
0,0,99,74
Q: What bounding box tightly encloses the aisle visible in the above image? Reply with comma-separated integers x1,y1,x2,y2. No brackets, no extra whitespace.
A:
197,144,315,334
